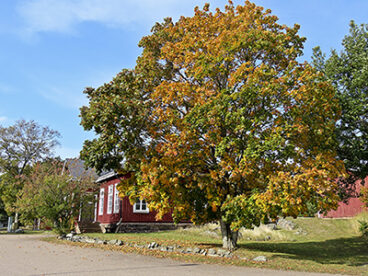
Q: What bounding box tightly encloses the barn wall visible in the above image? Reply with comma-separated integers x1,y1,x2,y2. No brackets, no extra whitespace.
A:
96,178,122,224
121,197,173,223
96,175,174,224
323,177,367,218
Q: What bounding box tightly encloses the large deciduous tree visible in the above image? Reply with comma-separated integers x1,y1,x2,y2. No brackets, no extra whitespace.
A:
0,120,60,220
81,1,345,250
312,21,368,193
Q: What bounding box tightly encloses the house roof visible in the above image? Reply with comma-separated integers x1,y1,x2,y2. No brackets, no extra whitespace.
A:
95,171,120,183
65,158,98,180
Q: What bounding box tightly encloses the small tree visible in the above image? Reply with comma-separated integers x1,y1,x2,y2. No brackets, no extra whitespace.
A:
17,160,96,234
0,120,60,224
81,1,345,250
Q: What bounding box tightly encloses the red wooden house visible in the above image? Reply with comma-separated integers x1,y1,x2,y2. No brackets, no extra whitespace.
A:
322,176,367,218
94,171,189,232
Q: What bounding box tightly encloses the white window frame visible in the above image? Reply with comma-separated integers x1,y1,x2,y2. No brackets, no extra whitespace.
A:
113,183,120,214
107,184,113,214
94,194,98,222
98,188,104,216
133,199,149,214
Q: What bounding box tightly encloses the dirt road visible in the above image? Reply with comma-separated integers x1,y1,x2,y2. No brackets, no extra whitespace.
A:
0,234,339,276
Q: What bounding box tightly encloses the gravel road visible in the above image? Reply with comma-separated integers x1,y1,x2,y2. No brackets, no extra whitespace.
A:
0,234,340,276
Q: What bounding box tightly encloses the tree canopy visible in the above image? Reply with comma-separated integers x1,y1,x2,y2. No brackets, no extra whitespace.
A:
16,160,96,234
312,21,368,183
0,120,60,216
81,1,345,249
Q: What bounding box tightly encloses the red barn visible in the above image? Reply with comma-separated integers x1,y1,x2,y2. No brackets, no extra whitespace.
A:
94,171,189,232
322,176,367,218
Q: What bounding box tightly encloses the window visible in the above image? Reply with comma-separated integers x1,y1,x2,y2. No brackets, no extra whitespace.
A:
107,185,113,214
133,199,149,213
98,188,104,215
94,195,98,222
113,183,120,214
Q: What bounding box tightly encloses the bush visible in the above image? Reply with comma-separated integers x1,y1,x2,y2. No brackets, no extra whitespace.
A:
358,220,368,238
361,185,368,208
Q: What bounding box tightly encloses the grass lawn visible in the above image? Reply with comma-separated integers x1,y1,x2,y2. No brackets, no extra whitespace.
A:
55,213,368,275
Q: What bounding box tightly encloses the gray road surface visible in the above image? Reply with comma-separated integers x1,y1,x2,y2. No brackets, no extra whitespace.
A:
0,234,340,276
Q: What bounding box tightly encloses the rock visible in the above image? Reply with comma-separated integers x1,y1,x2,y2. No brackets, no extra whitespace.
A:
264,236,271,241
216,249,229,257
57,234,66,240
167,246,174,252
193,247,201,254
14,229,24,234
95,239,107,245
71,236,81,242
108,239,117,245
116,240,124,246
185,247,193,254
148,242,158,249
277,218,295,230
200,249,207,255
207,248,217,256
160,246,168,252
66,233,74,239
85,238,96,244
253,255,267,262
264,223,277,230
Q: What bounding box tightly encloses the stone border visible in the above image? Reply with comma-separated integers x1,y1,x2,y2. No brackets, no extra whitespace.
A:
58,233,268,262
59,233,232,258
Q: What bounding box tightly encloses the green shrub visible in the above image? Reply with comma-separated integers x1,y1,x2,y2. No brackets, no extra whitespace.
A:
358,220,368,237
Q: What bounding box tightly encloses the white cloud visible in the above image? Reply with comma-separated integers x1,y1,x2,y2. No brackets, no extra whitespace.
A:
16,0,210,36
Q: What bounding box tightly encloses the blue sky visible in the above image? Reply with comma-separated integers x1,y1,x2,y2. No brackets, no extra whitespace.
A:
0,0,367,159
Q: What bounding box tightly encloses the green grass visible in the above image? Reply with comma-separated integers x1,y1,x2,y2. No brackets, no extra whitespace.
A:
60,213,368,275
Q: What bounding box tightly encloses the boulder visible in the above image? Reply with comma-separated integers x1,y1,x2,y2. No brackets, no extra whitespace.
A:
66,233,74,239
207,248,217,256
116,240,124,246
107,239,118,245
193,247,201,254
277,218,295,230
216,249,231,257
14,229,24,234
85,238,96,244
264,223,277,230
253,255,267,262
185,248,193,254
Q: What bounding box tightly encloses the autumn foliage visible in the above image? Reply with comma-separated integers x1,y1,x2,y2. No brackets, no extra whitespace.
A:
80,1,345,249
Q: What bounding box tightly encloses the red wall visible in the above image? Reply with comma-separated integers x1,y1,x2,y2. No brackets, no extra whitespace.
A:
323,177,367,218
96,176,174,224
96,178,122,224
121,197,173,223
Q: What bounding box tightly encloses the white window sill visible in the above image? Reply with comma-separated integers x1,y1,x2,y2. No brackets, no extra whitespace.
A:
133,209,149,214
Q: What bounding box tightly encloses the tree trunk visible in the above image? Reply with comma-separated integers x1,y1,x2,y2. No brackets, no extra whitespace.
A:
13,212,19,230
220,219,238,251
